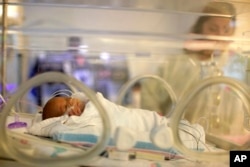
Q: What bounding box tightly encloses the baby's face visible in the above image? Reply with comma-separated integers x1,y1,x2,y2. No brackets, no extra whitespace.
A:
53,97,85,117
42,96,86,120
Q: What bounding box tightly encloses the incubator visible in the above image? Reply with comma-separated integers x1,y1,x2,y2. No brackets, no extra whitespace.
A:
2,68,250,167
1,0,250,167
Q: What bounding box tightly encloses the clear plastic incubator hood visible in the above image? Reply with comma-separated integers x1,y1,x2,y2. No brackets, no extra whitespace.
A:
1,0,250,167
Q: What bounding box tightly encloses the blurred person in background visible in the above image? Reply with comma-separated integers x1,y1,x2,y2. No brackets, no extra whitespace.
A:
141,1,246,135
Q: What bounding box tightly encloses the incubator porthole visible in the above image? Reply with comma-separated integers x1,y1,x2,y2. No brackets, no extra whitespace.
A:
170,76,250,162
0,72,111,167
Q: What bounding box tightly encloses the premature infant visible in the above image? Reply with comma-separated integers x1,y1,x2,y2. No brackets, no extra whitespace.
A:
29,92,205,151
42,96,87,120
41,92,168,132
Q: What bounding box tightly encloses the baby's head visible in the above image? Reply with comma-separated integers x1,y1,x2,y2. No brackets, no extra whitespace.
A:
42,96,86,120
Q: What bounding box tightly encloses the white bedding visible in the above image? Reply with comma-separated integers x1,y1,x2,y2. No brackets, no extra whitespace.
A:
28,92,206,159
2,92,233,167
3,109,225,167
5,119,227,167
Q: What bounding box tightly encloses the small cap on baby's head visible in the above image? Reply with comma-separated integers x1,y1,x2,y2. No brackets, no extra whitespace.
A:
42,97,68,120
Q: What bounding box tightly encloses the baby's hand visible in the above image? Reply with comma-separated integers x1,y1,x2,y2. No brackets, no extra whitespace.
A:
67,98,85,116
69,98,81,107
67,107,82,116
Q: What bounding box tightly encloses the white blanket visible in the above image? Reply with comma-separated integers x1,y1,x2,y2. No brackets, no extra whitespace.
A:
28,92,205,151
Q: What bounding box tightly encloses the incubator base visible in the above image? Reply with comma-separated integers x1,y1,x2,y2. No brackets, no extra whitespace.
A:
206,133,250,150
0,159,33,167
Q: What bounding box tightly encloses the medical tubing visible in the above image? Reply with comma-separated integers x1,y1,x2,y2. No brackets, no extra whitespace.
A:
0,72,111,167
0,93,6,104
170,76,250,162
0,93,16,115
116,74,177,117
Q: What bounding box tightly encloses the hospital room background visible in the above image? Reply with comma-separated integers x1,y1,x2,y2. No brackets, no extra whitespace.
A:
1,0,250,167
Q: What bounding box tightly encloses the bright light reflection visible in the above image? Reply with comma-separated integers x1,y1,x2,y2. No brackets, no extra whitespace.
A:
78,45,88,54
0,5,19,18
100,52,110,60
